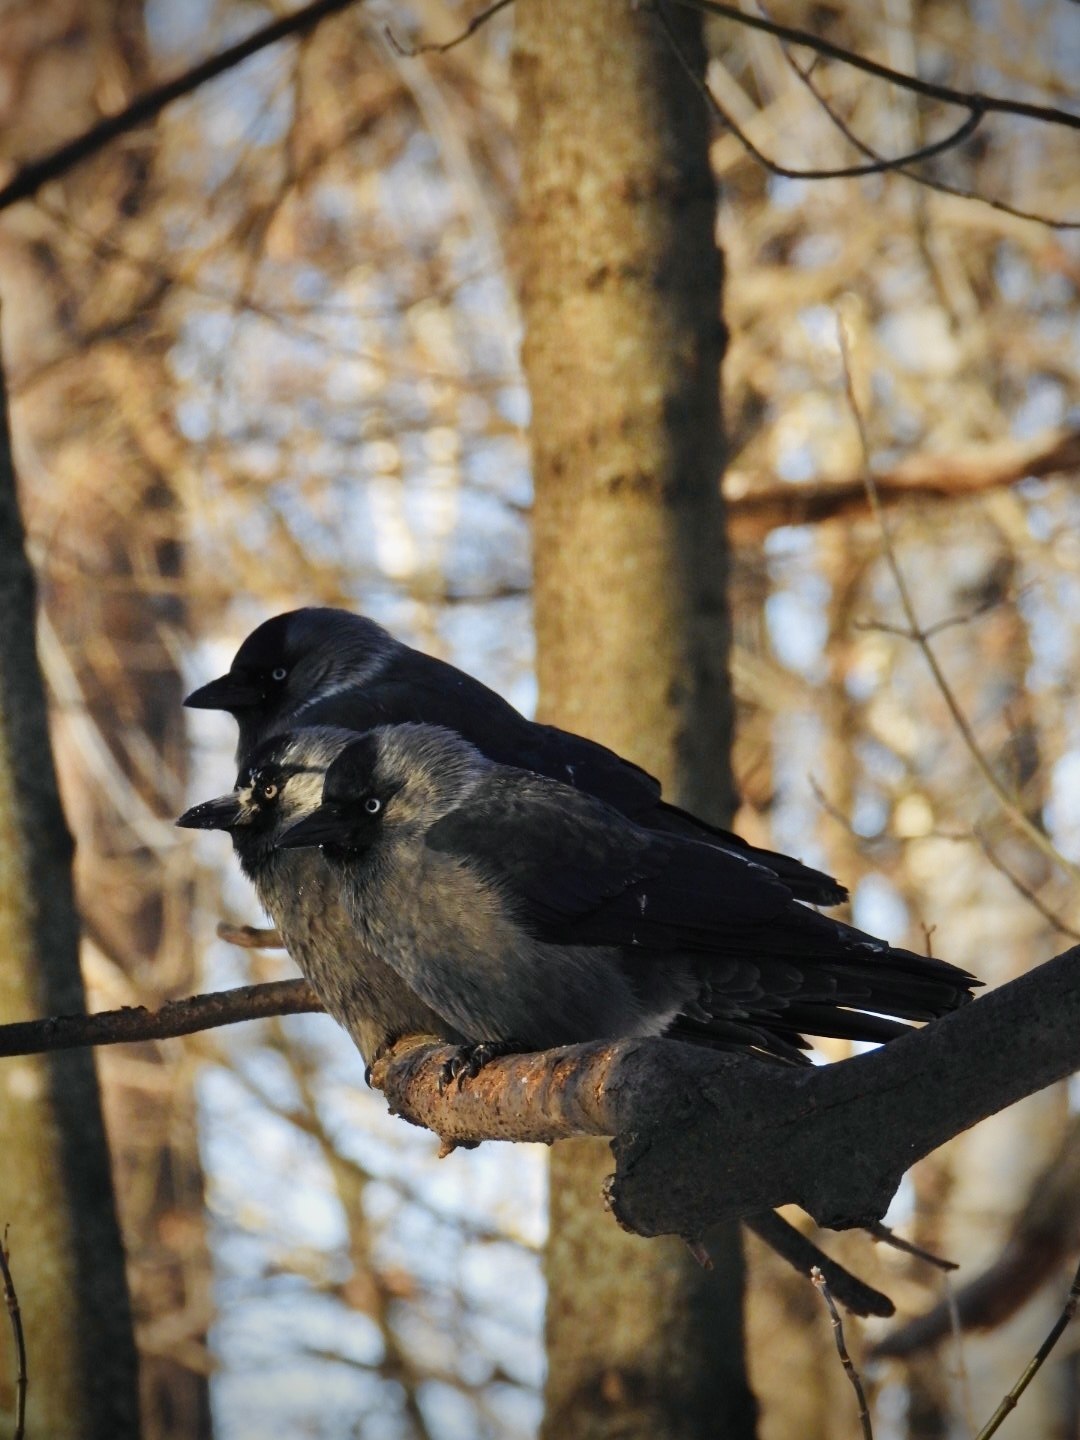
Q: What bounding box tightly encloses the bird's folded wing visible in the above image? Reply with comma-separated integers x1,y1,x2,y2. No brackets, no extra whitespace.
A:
423,773,793,951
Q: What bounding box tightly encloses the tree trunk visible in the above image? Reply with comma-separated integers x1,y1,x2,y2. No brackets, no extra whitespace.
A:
513,4,754,1435
0,344,140,1437
0,4,212,1432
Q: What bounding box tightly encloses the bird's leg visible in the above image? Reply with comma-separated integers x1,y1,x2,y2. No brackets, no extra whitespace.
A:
438,1040,525,1093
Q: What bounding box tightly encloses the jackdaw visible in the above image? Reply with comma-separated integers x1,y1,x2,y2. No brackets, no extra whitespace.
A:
176,726,461,1065
184,607,846,905
274,723,977,1069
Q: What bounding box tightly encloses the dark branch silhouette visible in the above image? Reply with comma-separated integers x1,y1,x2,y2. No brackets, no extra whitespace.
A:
812,1267,874,1440
0,0,363,216
972,1255,1080,1440
671,0,1080,134
655,3,986,182
746,1212,894,1318
0,1230,27,1440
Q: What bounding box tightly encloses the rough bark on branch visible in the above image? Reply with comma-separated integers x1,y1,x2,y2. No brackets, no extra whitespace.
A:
370,945,1080,1238
2,948,1078,1246
0,981,890,1315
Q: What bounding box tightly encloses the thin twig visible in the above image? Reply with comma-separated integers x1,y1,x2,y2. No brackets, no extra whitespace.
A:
671,0,1080,133
0,1228,27,1440
974,1254,1080,1440
386,0,514,57
853,586,1020,643
809,774,879,846
812,1265,874,1440
867,1220,957,1271
653,3,984,181
972,829,1080,943
836,319,1080,885
0,0,363,215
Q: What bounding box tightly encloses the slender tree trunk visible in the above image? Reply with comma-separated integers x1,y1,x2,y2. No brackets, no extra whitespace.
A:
0,344,140,1437
0,5,212,1432
513,4,755,1435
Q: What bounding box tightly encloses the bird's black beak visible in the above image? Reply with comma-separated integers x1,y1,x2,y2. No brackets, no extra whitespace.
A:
176,794,246,831
277,809,349,850
184,673,263,712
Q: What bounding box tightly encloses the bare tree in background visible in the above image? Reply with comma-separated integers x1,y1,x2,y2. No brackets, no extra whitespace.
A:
0,3,211,1432
1,0,1080,1435
0,340,139,1432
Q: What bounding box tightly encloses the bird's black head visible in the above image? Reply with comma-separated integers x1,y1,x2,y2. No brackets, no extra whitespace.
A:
176,727,356,867
277,733,394,857
183,608,396,756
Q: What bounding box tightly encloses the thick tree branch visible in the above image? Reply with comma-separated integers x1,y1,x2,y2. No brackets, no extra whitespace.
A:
0,0,363,215
2,949,1078,1248
369,946,1080,1237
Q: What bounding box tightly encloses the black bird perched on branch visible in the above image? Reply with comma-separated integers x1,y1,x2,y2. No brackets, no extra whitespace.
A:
176,726,461,1064
184,607,846,905
271,723,977,1072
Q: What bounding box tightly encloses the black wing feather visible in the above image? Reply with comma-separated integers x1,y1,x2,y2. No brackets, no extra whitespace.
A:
425,770,796,949
297,648,846,905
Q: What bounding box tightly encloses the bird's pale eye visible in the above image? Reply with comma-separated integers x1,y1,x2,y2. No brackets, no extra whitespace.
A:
271,667,287,682
364,796,382,815
261,782,279,801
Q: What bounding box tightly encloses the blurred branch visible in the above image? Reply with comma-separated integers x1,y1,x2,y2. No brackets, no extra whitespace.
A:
973,1255,1080,1440
217,922,284,949
0,0,363,215
655,3,985,181
876,1115,1080,1357
671,0,1080,134
386,0,515,57
724,426,1080,545
369,945,1080,1237
837,326,1080,884
973,831,1080,943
